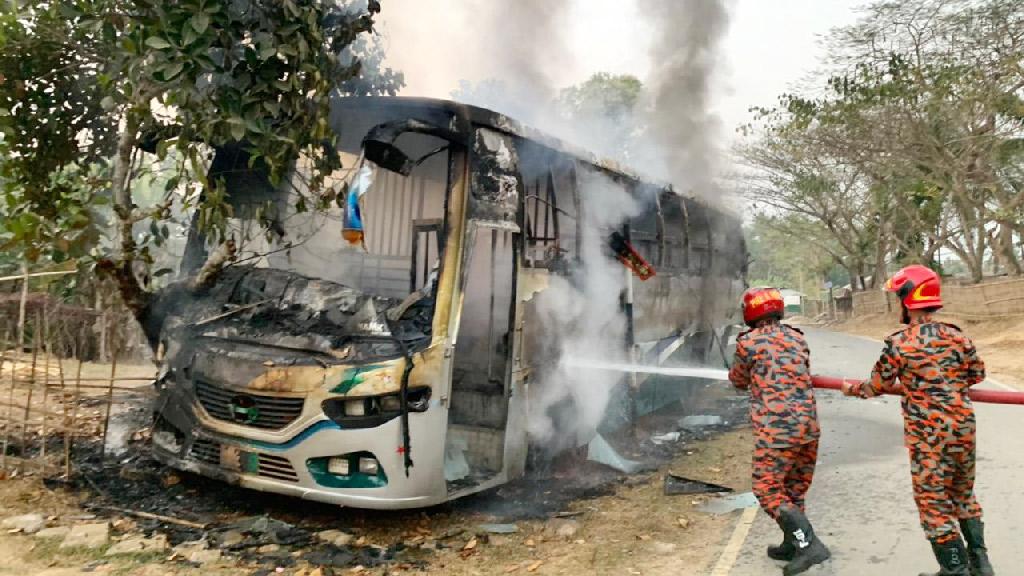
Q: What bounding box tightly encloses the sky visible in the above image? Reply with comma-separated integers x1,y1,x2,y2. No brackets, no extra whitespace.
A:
377,0,865,146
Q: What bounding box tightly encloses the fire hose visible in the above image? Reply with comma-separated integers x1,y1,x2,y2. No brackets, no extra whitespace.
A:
811,375,1024,405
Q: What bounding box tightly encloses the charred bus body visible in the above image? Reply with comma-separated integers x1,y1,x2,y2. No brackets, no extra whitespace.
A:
147,97,746,509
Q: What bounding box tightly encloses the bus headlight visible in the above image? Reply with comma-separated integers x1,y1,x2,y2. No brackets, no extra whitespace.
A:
322,387,432,429
379,395,402,412
327,457,350,475
345,399,368,416
358,457,380,476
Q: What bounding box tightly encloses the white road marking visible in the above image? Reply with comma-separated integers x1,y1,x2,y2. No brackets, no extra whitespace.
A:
709,506,758,576
985,378,1016,392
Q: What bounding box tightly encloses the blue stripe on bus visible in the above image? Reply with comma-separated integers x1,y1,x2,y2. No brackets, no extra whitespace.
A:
232,420,341,452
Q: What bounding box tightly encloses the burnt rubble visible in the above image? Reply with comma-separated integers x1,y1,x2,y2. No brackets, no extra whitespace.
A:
145,266,434,364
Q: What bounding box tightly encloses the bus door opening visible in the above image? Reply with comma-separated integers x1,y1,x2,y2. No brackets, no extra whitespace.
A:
445,226,517,490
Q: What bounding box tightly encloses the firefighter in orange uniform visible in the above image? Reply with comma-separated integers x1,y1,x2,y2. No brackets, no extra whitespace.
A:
843,265,994,576
729,287,830,575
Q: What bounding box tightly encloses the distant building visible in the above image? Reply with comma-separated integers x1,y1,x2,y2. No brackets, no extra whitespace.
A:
779,288,805,313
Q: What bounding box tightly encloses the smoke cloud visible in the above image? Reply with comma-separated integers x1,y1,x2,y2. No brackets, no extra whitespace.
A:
637,0,730,196
378,0,733,452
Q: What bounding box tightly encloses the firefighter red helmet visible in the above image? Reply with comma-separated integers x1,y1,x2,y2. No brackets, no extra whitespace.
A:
741,287,785,326
884,264,943,310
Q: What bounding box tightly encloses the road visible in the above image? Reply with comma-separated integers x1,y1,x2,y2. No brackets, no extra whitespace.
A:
722,326,1022,575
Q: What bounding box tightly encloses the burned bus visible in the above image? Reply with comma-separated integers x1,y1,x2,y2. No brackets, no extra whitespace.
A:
146,97,746,509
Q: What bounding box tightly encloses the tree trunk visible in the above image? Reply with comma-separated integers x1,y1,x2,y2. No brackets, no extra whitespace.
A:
998,223,1022,275
16,262,28,355
107,113,149,320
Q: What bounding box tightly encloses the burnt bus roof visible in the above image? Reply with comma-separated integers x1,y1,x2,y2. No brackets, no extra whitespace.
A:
331,96,713,204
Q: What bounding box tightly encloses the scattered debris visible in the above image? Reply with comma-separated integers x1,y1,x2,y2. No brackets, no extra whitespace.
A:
59,522,110,549
258,544,283,554
587,433,645,474
302,548,357,568
545,518,580,541
437,528,466,541
444,436,471,482
89,505,207,529
478,523,519,534
527,560,544,572
677,517,691,529
215,529,245,548
650,431,682,445
35,526,72,539
315,529,355,547
679,415,724,429
217,515,309,546
188,549,223,564
552,511,584,519
650,541,678,555
173,539,222,564
1,513,45,534
462,538,478,551
105,534,170,556
663,474,733,496
697,492,759,515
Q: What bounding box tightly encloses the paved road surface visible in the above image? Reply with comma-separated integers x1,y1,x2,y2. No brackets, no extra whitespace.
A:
724,327,1021,575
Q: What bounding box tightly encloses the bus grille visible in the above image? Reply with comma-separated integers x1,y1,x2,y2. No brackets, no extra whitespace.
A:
190,438,220,466
195,380,305,430
188,439,298,483
257,454,299,482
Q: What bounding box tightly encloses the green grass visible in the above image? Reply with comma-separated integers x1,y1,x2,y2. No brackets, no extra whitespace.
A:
30,536,110,564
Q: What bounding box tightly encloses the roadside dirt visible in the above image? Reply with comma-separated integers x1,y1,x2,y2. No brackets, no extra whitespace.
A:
0,388,757,576
833,312,1024,390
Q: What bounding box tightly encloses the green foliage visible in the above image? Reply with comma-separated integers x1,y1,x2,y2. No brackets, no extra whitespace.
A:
557,72,642,123
452,73,645,161
0,2,115,264
0,0,386,281
746,213,849,294
103,0,381,238
742,0,1024,284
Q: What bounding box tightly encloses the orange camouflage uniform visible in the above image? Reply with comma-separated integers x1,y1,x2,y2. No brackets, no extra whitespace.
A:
849,316,986,544
729,322,821,519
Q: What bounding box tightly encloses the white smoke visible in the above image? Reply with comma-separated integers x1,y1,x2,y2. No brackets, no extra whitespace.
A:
377,0,733,451
526,171,641,450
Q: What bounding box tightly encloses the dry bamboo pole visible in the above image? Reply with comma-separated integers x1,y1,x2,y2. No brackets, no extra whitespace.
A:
69,325,84,475
2,377,154,383
39,303,51,466
59,330,71,479
42,383,151,392
17,310,42,471
0,327,9,471
3,264,29,469
0,400,83,421
99,325,118,458
0,270,76,283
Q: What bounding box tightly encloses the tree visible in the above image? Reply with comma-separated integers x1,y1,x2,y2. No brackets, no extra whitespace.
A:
0,0,388,315
556,72,643,161
746,213,848,292
451,73,645,162
741,0,1024,285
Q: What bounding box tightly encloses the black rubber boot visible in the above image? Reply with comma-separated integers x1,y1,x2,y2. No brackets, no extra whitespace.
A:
919,538,970,576
767,516,795,561
778,507,830,575
960,518,994,576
